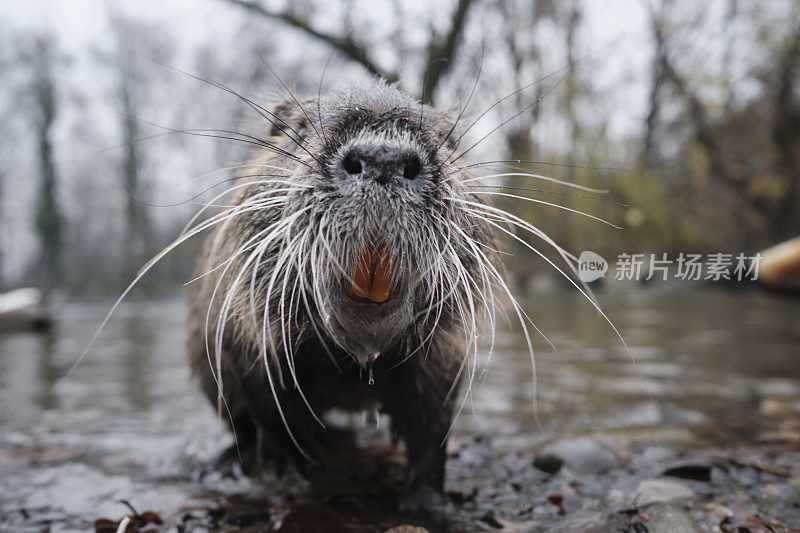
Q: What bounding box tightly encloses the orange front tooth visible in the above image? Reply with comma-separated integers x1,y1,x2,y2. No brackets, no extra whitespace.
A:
369,248,393,303
349,247,372,299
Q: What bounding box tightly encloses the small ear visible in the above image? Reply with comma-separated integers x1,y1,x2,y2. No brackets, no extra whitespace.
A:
267,102,295,138
268,101,309,139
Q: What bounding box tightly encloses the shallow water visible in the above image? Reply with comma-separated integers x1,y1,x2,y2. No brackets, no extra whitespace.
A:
1,286,798,531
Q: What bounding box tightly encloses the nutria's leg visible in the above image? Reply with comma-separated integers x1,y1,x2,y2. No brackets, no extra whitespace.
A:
210,414,260,475
380,353,460,512
237,362,324,478
188,334,263,476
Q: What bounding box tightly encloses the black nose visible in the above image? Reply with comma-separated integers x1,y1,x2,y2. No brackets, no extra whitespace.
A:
342,146,422,184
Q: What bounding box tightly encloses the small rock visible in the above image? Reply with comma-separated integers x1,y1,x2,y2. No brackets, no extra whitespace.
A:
634,479,697,505
447,487,478,503
533,453,563,474
640,503,703,533
478,510,504,529
384,526,430,533
533,437,617,476
547,492,565,515
662,462,712,482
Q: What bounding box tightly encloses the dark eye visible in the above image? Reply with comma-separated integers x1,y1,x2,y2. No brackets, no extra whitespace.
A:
343,152,363,175
403,156,422,180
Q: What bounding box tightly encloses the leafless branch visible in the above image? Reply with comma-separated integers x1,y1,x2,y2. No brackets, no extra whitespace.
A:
223,0,395,82
222,0,476,103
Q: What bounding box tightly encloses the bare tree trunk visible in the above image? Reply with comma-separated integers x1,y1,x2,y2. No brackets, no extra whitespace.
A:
559,0,582,252
641,0,672,167
107,12,167,267
770,22,800,239
33,37,64,284
120,77,150,261
421,0,475,103
0,168,4,285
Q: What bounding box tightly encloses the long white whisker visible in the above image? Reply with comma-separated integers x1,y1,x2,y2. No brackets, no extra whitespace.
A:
461,205,651,401
467,191,621,228
455,171,609,195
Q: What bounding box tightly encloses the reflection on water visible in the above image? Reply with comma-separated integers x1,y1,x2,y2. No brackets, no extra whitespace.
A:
122,316,156,411
0,287,798,526
2,288,797,432
0,299,187,426
464,286,800,445
36,332,59,412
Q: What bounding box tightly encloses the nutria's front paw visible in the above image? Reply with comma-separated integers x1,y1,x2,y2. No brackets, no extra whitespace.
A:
258,427,323,479
203,441,260,478
398,482,446,513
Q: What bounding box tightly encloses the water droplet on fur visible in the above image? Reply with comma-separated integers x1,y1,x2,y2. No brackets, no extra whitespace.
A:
368,366,374,386
365,408,379,428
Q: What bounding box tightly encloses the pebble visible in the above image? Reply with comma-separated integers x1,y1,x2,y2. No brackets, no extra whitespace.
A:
533,437,617,476
634,478,697,505
384,526,430,533
640,502,704,533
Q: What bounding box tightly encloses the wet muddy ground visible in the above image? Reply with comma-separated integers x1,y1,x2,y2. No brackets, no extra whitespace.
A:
1,286,799,532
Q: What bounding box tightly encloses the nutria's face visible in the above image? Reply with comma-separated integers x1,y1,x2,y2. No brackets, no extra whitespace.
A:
322,127,438,362
276,83,479,364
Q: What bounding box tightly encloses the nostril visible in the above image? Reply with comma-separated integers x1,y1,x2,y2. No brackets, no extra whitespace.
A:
343,152,363,175
403,156,422,180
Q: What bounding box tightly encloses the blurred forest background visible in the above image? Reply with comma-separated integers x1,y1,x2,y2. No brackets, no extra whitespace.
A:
0,0,798,292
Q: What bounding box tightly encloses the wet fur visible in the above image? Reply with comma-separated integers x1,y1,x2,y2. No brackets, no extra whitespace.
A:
187,81,498,511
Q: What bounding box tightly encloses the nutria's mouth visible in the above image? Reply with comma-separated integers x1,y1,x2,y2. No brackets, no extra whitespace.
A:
348,245,394,304
329,243,412,361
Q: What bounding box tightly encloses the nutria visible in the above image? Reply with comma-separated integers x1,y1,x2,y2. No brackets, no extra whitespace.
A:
186,81,501,512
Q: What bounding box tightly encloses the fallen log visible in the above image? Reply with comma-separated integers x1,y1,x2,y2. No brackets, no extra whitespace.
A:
0,288,52,333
